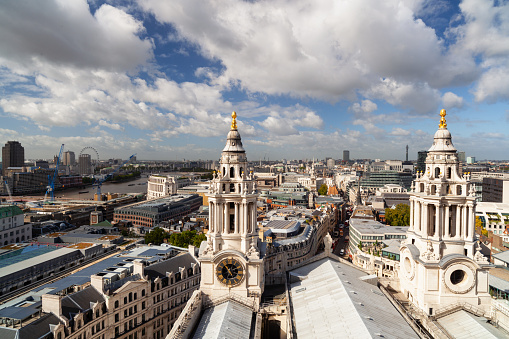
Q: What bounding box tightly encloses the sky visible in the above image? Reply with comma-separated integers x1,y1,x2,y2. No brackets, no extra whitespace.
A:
0,0,508,162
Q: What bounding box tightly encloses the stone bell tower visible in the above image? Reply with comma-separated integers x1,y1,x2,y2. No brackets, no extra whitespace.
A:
399,109,491,316
199,112,264,306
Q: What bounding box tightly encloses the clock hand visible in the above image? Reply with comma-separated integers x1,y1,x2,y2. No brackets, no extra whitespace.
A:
225,265,233,278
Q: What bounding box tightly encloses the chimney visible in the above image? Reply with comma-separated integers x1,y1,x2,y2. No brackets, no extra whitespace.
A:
42,294,62,317
133,261,145,277
91,275,104,293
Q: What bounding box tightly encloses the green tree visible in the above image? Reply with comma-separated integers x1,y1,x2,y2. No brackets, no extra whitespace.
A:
318,184,328,196
168,230,207,248
193,233,207,247
144,227,168,245
385,204,410,226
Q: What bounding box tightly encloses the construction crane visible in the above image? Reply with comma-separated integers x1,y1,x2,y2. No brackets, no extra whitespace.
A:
3,180,13,204
45,144,64,202
94,154,136,197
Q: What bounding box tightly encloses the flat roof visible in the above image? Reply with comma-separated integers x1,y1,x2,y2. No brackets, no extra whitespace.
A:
0,247,80,278
67,242,97,249
350,218,408,235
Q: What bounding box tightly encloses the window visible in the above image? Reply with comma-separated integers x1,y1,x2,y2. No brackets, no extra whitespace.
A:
129,292,132,302
115,313,119,322
134,292,137,300
124,297,128,304
141,289,145,297
142,301,145,310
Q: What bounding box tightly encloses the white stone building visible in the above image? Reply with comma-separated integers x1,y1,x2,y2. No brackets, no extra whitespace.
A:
0,205,31,244
399,110,491,317
198,112,264,306
147,175,178,200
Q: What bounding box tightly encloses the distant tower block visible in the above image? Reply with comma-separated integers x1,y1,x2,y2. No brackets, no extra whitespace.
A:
2,141,24,176
343,150,350,162
399,109,491,317
406,145,409,162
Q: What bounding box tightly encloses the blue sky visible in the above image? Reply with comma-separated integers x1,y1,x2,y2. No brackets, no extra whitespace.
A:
0,0,508,161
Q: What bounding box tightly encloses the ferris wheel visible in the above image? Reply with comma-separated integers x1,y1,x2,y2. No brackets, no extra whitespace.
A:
79,147,100,163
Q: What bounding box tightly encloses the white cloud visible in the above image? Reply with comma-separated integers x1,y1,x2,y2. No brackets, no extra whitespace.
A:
390,127,412,136
449,0,509,102
138,0,473,109
442,92,464,109
366,79,441,114
350,100,378,114
0,1,153,72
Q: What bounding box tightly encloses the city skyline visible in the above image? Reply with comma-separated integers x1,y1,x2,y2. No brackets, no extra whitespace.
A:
0,0,508,161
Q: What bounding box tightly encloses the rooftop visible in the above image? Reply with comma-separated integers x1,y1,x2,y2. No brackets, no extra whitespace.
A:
289,257,419,338
349,218,408,235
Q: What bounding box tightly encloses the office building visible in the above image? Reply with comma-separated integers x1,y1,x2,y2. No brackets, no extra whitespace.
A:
416,150,427,172
467,156,476,164
343,150,350,162
62,151,75,166
2,141,24,176
0,205,32,245
113,194,202,227
0,245,200,339
458,151,466,163
482,177,509,203
78,153,92,175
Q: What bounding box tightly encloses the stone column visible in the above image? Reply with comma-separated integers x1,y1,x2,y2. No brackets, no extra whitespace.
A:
210,202,214,233
455,205,461,239
234,202,240,234
243,202,248,235
224,203,229,234
252,202,257,234
415,201,421,232
444,205,450,239
409,199,414,231
434,203,441,238
467,205,474,241
422,203,428,237
462,205,467,240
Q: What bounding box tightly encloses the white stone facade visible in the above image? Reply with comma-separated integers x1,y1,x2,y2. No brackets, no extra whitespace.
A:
147,175,178,200
399,110,491,316
199,113,264,307
0,205,31,244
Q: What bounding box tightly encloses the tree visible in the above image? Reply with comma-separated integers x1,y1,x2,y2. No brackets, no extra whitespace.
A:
385,204,410,226
193,233,207,247
318,184,328,196
168,230,207,248
144,227,168,245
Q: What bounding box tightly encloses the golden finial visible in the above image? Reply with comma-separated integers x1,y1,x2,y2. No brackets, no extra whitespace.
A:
231,111,237,130
439,109,447,128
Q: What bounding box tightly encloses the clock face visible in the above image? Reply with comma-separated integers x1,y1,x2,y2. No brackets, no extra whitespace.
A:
216,257,245,287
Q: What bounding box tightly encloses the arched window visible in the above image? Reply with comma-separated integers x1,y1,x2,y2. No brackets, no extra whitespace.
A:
230,167,235,178
431,185,436,195
114,300,119,308
240,167,243,177
435,167,440,178
447,167,452,179
419,183,424,192
457,185,462,195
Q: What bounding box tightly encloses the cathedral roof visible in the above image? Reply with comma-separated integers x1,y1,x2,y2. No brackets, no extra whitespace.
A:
428,109,457,153
222,111,246,153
